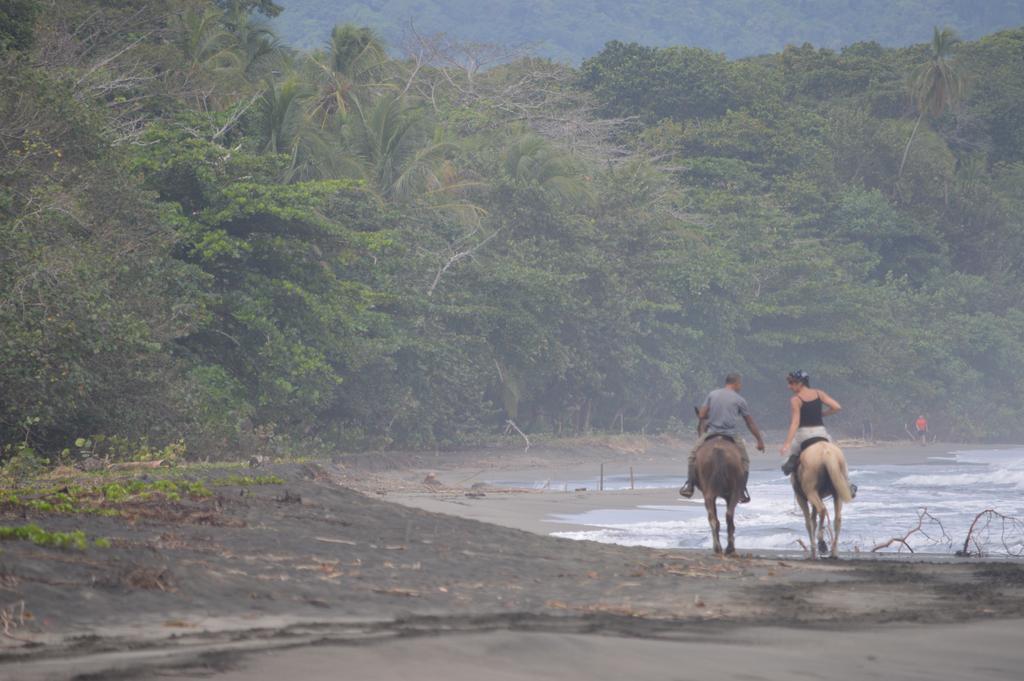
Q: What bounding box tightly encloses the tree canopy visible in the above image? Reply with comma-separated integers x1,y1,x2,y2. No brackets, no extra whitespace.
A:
5,0,1024,461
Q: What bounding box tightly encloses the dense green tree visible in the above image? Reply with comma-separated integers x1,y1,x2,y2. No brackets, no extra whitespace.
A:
0,0,39,54
898,27,966,181
579,41,741,123
8,0,1024,456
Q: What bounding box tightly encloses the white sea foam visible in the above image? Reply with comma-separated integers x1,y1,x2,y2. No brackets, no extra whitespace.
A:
531,446,1024,555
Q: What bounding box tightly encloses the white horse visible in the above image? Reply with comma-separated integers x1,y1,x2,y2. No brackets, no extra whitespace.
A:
790,441,853,559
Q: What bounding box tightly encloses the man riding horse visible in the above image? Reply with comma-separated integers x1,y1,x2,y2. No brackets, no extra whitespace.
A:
679,372,766,503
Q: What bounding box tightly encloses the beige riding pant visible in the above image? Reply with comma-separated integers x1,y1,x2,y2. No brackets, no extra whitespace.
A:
789,426,831,456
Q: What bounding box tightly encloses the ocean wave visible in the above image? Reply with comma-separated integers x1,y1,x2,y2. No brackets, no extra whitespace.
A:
893,469,1024,489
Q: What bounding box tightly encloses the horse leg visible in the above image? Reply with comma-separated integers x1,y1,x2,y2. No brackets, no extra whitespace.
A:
806,491,831,557
817,508,828,557
705,497,722,554
724,498,737,555
794,494,816,559
831,497,843,558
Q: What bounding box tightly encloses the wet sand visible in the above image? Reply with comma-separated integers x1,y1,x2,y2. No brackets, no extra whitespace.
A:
380,441,982,536
1,440,1023,681
159,620,1024,681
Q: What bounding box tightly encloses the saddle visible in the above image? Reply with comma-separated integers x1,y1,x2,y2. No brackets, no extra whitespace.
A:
782,437,830,476
705,433,737,444
799,436,829,453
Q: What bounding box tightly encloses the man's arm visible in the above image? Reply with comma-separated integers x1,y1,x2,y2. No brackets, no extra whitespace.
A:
696,404,709,436
743,414,766,452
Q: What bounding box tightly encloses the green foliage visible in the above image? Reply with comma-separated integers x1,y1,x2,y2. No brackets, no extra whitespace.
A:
217,0,282,17
579,42,741,123
6,1,1024,452
215,474,284,485
0,524,94,550
0,0,39,54
69,435,187,463
2,441,45,483
0,478,213,516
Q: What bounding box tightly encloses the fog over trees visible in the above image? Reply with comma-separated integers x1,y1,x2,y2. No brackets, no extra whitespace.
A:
3,0,1024,462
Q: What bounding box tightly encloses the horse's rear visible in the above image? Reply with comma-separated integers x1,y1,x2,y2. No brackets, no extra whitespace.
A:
791,441,852,559
694,439,745,555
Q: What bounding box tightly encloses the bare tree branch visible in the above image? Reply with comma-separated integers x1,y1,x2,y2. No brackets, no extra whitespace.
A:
956,509,1024,558
872,507,951,553
426,229,500,296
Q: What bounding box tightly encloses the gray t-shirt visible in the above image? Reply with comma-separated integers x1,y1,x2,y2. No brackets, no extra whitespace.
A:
702,387,750,436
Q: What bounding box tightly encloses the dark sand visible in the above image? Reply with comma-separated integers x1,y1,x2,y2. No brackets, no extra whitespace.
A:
2,439,1023,680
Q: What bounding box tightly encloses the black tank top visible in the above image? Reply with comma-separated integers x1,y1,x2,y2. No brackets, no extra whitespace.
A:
798,393,824,427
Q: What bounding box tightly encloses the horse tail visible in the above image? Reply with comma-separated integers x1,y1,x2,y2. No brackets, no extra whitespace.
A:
709,446,732,498
823,444,853,503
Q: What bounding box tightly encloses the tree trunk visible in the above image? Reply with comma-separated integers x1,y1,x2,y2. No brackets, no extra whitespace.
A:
897,112,924,182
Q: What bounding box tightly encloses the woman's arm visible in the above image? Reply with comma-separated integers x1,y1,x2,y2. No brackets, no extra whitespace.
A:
818,391,842,417
780,397,801,455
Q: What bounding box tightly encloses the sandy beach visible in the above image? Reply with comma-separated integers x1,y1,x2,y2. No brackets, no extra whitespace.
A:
374,440,979,536
2,439,1023,680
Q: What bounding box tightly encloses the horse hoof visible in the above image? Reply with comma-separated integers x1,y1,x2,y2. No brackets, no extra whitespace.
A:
725,546,735,556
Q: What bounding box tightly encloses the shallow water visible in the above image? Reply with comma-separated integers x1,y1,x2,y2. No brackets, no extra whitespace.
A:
494,448,1024,555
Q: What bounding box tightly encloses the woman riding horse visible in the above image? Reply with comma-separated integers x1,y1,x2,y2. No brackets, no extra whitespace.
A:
779,369,855,497
780,370,857,559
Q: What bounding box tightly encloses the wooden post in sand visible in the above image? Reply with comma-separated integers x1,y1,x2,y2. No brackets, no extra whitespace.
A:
630,466,634,490
600,463,604,491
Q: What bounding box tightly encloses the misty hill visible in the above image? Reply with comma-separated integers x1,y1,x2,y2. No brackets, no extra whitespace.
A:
272,0,1024,61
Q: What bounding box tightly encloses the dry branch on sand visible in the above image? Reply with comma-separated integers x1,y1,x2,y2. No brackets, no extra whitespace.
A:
872,508,952,554
0,600,30,642
956,509,1024,557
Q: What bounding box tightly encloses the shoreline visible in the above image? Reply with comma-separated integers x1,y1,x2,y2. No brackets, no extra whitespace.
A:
2,443,1023,680
372,441,1013,551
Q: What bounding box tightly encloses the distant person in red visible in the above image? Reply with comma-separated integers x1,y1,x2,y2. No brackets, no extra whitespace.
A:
915,415,928,445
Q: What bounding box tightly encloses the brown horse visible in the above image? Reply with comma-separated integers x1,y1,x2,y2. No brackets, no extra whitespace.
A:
693,435,746,555
790,440,853,559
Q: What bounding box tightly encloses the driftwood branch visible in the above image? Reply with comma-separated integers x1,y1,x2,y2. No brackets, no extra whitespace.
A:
872,507,951,553
0,600,31,642
956,509,1024,558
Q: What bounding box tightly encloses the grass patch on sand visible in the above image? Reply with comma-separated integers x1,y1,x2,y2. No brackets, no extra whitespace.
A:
0,469,284,518
0,523,109,550
0,479,213,516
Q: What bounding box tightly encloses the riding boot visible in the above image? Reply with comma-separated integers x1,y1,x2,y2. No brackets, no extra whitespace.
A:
781,452,800,476
740,488,751,504
849,482,858,498
679,462,697,498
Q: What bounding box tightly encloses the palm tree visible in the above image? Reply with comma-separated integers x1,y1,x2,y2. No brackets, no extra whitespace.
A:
176,6,242,75
222,6,287,81
309,25,389,125
898,27,966,180
256,75,338,181
173,6,244,108
502,133,592,205
345,94,449,199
